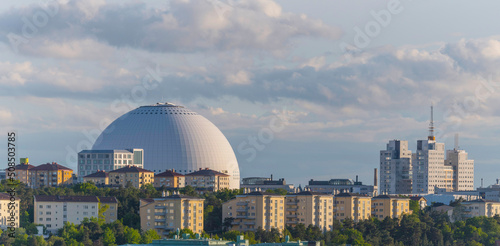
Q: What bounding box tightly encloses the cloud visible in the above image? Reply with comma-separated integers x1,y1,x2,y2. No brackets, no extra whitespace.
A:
0,0,342,56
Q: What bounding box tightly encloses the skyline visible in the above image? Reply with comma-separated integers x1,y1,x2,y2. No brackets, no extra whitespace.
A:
2,0,500,188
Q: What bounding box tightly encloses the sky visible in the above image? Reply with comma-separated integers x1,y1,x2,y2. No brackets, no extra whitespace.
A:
1,0,500,188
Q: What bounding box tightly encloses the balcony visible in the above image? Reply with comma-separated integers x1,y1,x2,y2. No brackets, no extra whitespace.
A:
244,221,255,225
287,208,298,211
155,206,166,209
236,202,247,206
286,201,297,205
286,220,298,224
231,221,240,225
236,214,247,219
236,208,247,212
286,214,297,218
155,218,166,222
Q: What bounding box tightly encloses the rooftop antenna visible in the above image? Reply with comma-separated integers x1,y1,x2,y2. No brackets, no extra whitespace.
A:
454,133,459,150
428,104,435,141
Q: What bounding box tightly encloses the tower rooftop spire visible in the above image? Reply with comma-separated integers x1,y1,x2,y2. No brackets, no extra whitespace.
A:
428,104,435,141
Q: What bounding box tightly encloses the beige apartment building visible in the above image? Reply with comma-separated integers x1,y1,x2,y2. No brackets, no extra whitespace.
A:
154,170,185,188
83,170,109,185
34,195,118,233
0,193,19,229
285,191,334,231
462,199,500,218
140,194,204,237
185,168,230,191
371,195,411,219
222,191,285,232
10,162,35,185
30,163,73,189
333,193,371,222
109,165,154,188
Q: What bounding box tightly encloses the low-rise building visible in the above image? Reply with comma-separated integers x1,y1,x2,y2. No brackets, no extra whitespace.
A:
154,170,185,189
285,191,333,231
185,168,230,192
306,178,377,197
140,194,205,236
409,196,427,210
10,162,35,185
30,163,73,189
108,165,154,188
462,199,500,218
371,195,411,219
34,195,118,233
83,170,109,186
222,191,285,232
333,193,371,222
0,193,19,229
241,176,295,193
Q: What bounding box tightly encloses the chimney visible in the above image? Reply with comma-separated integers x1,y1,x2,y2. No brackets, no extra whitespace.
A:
481,178,484,188
271,174,273,181
374,168,378,187
356,175,358,183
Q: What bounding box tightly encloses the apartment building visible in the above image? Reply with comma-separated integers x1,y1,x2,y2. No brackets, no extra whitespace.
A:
371,195,411,219
462,199,500,218
185,168,230,191
285,191,333,231
10,162,35,185
0,193,19,229
140,194,204,236
30,163,73,189
154,170,185,188
108,165,154,188
333,193,371,222
34,195,118,233
223,191,285,232
380,140,413,194
78,149,144,182
83,170,109,185
446,148,474,191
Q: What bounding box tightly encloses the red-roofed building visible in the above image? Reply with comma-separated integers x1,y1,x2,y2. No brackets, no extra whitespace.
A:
30,162,73,189
154,169,185,188
185,168,230,191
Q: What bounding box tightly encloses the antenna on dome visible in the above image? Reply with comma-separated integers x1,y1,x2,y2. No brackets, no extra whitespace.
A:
428,104,435,141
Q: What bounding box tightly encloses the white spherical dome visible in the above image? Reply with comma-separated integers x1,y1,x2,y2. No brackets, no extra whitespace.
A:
92,102,240,189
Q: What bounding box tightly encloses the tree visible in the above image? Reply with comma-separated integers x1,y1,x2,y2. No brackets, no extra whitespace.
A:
123,226,141,244
102,227,116,246
141,229,160,244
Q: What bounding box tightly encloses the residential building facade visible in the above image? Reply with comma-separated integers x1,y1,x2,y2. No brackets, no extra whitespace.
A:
285,191,333,231
140,194,204,236
78,149,144,182
462,199,500,218
108,165,154,188
154,170,185,189
446,148,474,191
34,195,118,233
10,162,35,185
241,176,295,193
222,191,285,232
185,168,230,192
333,193,371,222
83,170,109,185
30,163,73,189
380,140,412,194
0,193,19,229
371,195,410,219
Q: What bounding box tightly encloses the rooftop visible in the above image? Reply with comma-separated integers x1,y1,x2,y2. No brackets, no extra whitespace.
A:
373,195,410,200
109,165,153,173
35,195,117,203
84,170,109,178
156,170,185,177
11,163,35,170
186,168,229,177
334,193,370,198
32,162,72,171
